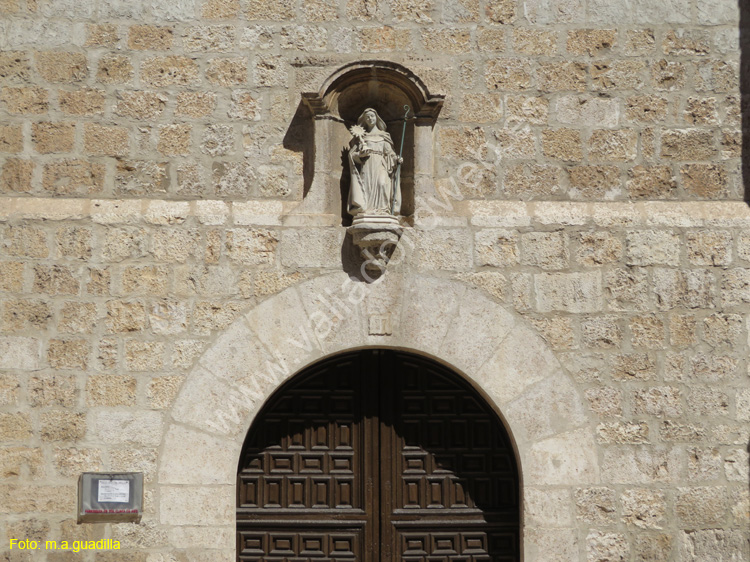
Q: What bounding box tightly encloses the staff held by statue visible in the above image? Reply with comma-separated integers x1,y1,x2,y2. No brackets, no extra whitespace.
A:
391,105,410,215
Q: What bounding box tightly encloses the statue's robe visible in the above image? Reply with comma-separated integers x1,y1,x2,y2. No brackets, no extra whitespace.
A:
348,129,401,217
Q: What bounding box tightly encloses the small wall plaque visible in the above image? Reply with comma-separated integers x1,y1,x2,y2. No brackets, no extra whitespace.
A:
78,472,143,523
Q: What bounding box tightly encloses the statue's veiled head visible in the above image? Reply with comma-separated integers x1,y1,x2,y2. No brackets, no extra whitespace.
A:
357,108,387,132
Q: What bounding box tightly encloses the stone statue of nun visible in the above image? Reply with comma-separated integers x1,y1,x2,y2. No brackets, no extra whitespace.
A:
347,108,402,218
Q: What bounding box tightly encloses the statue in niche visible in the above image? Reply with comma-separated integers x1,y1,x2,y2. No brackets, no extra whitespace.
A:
347,108,402,219
345,105,410,277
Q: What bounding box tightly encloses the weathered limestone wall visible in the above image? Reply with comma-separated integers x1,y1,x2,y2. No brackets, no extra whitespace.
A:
0,0,747,560
2,199,749,561
0,0,742,201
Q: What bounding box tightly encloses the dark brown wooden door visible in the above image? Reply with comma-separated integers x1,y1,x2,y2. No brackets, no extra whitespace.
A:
237,350,519,562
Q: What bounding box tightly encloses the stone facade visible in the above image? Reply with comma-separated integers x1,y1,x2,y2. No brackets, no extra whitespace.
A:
0,0,748,561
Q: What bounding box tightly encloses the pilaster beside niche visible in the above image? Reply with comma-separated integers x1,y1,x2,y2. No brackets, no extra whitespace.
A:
297,61,444,274
299,61,444,225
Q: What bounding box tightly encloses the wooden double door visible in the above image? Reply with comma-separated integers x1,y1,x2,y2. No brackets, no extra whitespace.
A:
237,350,519,562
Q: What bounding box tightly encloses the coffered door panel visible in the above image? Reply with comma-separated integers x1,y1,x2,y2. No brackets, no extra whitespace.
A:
381,352,520,562
236,350,519,562
236,352,379,562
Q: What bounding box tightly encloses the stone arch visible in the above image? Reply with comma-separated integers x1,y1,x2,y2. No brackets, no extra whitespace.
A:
157,271,599,559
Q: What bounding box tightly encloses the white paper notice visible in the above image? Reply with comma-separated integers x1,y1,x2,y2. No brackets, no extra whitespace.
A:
98,480,130,503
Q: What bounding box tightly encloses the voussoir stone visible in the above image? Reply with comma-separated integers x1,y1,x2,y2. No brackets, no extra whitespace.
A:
172,365,256,437
525,428,599,485
296,272,367,353
159,425,236,485
441,287,515,375
399,275,466,358
242,286,321,376
477,325,560,404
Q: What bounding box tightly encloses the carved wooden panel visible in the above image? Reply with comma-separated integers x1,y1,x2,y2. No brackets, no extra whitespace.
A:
382,352,519,561
236,350,519,562
238,529,361,561
238,355,367,512
399,529,517,562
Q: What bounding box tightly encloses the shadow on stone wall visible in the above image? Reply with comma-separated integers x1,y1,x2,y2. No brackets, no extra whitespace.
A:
283,102,314,199
339,147,352,226
741,0,750,200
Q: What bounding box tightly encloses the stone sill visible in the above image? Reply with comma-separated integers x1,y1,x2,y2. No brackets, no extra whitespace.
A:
1,197,750,228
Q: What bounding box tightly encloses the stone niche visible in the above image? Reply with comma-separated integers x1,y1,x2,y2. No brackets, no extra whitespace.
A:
300,61,444,224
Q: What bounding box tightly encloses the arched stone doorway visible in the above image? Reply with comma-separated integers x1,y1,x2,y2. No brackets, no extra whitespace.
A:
236,349,520,562
157,271,599,560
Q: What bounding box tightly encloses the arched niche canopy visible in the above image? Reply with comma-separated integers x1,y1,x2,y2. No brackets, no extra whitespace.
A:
300,61,445,220
302,60,445,124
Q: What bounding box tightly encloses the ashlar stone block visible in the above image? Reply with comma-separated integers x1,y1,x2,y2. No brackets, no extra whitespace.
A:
678,529,749,562
602,446,684,484
150,0,196,21
525,528,579,562
505,375,588,442
524,0,583,23
159,486,233,526
225,227,278,265
575,487,617,524
526,428,599,485
695,0,739,24
723,449,748,482
54,447,103,477
597,422,649,444
280,228,344,269
555,95,619,127
587,531,629,562
524,488,572,527
474,229,518,267
172,366,256,437
675,487,728,527
0,447,43,478
0,412,32,441
520,231,569,270
0,336,41,370
243,286,320,377
621,488,666,529
90,410,163,446
199,319,273,390
41,410,86,442
159,425,236,485
626,230,680,266
635,534,674,560
168,525,234,550
0,484,75,513
535,271,603,313
415,229,474,271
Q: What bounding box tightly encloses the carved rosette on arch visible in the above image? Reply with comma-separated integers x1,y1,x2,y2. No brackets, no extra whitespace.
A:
301,61,444,275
